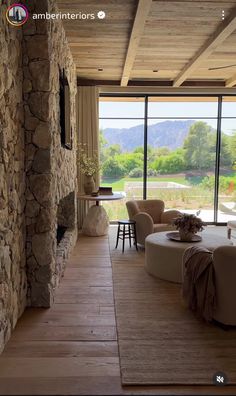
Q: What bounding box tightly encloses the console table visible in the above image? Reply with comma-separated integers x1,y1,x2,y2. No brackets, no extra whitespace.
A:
78,193,124,236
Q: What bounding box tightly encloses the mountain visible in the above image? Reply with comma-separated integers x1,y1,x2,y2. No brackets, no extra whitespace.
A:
103,120,195,152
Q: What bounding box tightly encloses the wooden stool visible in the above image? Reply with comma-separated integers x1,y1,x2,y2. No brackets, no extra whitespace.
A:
115,220,138,253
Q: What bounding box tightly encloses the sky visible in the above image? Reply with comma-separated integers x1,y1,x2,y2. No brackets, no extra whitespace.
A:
99,100,236,134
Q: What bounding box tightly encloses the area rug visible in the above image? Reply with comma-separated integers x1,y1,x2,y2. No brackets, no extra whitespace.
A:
109,226,236,385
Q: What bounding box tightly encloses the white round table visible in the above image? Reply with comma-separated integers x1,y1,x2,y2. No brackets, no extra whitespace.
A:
145,231,233,283
78,193,124,236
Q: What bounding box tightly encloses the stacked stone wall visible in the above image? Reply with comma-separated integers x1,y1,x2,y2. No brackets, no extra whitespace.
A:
0,0,78,352
22,0,78,306
0,1,27,353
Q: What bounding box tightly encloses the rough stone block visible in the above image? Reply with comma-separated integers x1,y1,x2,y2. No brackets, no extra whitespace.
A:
30,282,53,308
26,35,49,60
32,149,51,174
25,200,40,218
29,174,51,205
32,232,53,266
32,122,51,149
82,206,109,236
35,208,52,233
28,92,50,121
29,60,50,91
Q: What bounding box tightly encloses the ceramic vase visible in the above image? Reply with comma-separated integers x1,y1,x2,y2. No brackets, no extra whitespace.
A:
179,229,194,242
84,175,95,195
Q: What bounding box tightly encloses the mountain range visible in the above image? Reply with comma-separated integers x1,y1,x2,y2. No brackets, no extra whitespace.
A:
103,120,195,152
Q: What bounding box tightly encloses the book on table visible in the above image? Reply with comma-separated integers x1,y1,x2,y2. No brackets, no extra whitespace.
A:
98,187,113,195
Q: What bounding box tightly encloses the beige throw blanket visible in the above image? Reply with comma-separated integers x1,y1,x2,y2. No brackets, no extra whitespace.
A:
182,246,216,322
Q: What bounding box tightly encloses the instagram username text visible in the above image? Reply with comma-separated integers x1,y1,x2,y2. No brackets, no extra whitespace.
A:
32,12,105,20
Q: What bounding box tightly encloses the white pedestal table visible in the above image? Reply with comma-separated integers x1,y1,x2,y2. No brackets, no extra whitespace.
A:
78,193,124,236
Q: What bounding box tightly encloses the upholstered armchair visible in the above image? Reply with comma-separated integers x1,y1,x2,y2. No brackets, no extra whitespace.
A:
126,199,181,246
213,245,236,326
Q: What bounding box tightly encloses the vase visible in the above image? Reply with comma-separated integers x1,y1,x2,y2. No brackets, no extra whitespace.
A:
179,229,194,242
84,175,95,195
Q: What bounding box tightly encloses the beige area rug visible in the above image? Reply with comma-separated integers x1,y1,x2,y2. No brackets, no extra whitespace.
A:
109,226,236,385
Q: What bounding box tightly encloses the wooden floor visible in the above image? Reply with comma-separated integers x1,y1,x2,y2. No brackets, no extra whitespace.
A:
0,230,235,395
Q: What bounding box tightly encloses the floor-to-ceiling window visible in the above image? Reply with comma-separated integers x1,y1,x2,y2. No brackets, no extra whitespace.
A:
218,96,236,222
99,97,145,220
147,97,218,222
99,95,236,224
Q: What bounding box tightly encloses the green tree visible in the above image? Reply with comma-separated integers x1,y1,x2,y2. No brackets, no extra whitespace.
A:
152,152,185,174
99,130,108,163
105,144,122,157
102,158,125,178
154,147,171,156
118,153,143,174
220,133,232,167
183,121,215,171
230,131,236,166
133,146,144,154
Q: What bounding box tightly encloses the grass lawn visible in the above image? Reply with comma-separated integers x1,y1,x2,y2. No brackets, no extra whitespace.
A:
101,172,235,221
101,176,188,191
101,172,236,192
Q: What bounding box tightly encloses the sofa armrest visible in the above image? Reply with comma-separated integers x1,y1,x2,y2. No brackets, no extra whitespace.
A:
213,245,235,269
133,212,154,246
213,245,236,325
161,210,182,224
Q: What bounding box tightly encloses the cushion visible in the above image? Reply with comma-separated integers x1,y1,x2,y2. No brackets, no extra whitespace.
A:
153,223,174,233
137,200,164,223
126,201,139,219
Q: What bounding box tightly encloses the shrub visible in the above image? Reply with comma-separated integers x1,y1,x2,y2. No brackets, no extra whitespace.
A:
147,169,158,177
102,158,126,178
129,167,143,178
152,153,185,174
200,175,234,193
118,153,143,174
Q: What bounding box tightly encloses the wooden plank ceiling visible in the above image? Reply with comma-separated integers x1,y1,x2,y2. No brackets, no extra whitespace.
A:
56,0,236,87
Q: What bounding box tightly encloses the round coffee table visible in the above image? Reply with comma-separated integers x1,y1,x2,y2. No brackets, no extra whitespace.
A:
145,231,233,283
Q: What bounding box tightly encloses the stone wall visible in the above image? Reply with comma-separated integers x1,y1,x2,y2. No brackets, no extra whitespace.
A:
22,0,78,307
0,0,78,353
0,1,26,353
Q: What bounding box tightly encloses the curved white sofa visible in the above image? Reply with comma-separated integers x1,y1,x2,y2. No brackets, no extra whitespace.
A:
145,232,233,284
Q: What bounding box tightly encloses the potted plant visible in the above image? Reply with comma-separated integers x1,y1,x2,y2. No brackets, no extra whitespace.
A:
172,213,205,241
77,144,99,194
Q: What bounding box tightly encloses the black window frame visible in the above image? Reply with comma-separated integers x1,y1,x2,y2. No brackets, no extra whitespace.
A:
99,93,236,225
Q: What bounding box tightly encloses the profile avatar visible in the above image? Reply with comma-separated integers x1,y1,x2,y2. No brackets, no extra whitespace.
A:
6,4,29,26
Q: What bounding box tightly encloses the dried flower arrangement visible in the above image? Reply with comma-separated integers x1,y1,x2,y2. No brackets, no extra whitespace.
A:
173,213,205,234
77,144,100,177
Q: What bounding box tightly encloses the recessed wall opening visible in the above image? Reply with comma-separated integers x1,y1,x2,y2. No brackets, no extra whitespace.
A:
57,192,76,242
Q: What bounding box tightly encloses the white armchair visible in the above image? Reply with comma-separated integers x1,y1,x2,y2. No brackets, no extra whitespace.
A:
126,199,181,246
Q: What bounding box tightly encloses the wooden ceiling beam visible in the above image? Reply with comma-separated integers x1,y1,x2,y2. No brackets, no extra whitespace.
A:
226,72,236,87
77,78,226,87
120,0,152,87
173,11,236,87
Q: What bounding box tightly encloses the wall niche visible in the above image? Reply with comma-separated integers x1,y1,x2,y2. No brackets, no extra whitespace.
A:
59,68,72,150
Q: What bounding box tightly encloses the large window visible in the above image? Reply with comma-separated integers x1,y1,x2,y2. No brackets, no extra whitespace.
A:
99,95,236,223
99,98,144,220
147,97,218,222
218,97,236,222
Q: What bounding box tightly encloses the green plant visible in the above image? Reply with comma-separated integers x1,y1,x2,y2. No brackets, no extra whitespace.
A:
77,144,100,177
173,213,205,234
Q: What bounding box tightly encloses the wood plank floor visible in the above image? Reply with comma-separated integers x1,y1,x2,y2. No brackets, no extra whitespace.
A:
0,229,235,395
